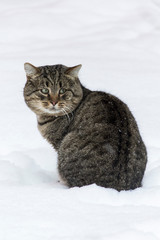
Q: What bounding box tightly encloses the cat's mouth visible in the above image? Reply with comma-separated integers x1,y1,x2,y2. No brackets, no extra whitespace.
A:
41,101,60,111
49,102,62,111
42,106,61,115
42,102,71,117
27,99,71,117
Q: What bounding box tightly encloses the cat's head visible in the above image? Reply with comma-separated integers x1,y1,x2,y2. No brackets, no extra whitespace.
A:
23,63,83,117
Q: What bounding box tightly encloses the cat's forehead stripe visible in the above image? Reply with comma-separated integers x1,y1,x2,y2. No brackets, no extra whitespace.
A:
42,65,63,85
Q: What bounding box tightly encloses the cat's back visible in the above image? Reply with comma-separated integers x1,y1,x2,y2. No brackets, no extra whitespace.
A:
72,90,136,131
72,90,145,158
59,89,147,190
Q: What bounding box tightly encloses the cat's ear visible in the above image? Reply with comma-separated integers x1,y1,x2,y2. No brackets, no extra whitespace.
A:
24,62,40,77
65,64,82,78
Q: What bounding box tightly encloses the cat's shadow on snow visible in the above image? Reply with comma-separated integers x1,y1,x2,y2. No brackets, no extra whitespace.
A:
0,151,67,188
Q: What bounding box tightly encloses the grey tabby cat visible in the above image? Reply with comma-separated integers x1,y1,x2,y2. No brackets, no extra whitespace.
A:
24,62,147,191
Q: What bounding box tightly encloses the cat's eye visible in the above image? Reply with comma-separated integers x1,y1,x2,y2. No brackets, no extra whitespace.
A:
41,88,49,94
59,88,65,94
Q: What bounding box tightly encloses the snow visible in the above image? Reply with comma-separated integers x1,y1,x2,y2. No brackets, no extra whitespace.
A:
0,0,160,239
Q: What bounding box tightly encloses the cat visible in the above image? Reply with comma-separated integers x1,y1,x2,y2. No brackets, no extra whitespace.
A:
23,62,147,191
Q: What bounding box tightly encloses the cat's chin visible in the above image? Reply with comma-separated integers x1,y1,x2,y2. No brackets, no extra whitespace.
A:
42,108,62,115
40,107,68,117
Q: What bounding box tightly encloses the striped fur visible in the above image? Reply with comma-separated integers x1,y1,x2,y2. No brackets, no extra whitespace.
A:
24,63,147,191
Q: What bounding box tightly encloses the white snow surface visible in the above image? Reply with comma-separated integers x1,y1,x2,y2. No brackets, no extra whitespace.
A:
0,0,160,239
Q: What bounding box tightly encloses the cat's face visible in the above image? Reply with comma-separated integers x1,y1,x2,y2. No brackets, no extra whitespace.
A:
23,63,83,117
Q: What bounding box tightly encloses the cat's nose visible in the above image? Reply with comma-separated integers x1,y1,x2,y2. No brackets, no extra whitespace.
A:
49,94,58,106
52,101,58,106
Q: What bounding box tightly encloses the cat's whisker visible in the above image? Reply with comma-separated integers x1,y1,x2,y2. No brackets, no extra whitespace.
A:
64,105,71,113
64,106,74,119
61,108,70,123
